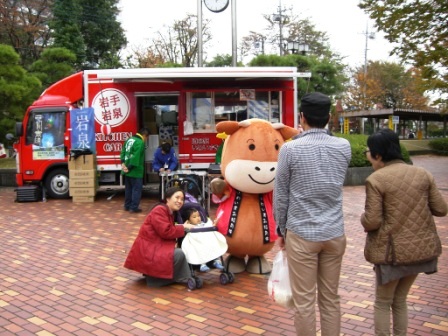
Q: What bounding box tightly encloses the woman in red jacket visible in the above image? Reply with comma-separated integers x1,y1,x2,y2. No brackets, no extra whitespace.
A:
124,187,196,287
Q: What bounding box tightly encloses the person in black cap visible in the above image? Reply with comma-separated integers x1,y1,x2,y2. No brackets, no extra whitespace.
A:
274,92,352,336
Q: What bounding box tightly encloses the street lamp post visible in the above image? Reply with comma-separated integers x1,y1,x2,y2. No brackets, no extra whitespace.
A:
197,0,203,66
253,33,266,55
362,23,375,133
287,41,309,55
272,0,285,56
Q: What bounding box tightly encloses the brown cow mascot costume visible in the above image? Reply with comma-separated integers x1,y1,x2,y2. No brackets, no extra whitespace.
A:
211,119,298,273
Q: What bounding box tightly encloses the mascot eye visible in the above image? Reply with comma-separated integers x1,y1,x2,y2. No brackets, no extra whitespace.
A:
249,144,256,151
275,144,280,150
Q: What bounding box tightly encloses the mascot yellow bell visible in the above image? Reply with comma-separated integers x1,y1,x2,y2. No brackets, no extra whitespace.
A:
211,119,298,274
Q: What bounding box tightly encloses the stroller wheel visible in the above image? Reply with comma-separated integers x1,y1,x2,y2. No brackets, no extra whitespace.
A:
195,277,203,289
228,272,235,283
187,277,197,290
219,273,230,285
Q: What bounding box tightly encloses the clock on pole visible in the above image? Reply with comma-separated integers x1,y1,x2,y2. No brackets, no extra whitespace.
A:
204,0,229,13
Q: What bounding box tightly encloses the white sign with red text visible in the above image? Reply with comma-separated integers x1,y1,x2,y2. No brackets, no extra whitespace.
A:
92,89,130,128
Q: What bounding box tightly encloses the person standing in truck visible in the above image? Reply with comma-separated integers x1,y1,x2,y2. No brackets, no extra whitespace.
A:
120,128,150,213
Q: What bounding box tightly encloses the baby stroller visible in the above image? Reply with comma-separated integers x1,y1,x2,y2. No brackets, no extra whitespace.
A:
165,174,205,209
177,201,235,290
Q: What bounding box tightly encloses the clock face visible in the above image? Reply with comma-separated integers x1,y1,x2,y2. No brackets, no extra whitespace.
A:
204,0,229,13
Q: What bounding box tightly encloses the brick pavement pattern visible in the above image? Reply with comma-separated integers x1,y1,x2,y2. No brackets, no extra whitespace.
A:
0,155,447,336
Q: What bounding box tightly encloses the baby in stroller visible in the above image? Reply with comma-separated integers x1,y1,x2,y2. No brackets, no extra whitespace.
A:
183,207,225,272
179,202,227,273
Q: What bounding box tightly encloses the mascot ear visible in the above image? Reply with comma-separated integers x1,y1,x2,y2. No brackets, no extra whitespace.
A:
216,121,240,135
279,126,299,140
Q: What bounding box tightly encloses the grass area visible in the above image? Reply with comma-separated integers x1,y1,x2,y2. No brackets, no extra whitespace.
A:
400,140,431,152
0,158,16,169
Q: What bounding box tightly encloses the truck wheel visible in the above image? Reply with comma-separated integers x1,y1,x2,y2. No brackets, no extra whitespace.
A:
45,168,70,199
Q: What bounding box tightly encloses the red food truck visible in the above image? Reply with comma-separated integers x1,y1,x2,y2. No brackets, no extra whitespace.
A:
11,67,310,199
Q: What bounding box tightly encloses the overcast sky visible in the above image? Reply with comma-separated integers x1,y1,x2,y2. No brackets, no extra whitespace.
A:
118,0,398,68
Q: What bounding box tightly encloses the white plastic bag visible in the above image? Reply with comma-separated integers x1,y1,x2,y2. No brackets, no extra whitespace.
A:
267,250,294,309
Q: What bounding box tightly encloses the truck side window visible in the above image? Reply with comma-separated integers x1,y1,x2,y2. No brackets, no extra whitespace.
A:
214,91,247,122
186,90,282,132
270,91,280,123
215,91,281,124
247,91,269,120
189,92,212,132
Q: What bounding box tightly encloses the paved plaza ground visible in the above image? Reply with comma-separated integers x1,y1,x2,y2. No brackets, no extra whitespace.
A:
0,155,447,335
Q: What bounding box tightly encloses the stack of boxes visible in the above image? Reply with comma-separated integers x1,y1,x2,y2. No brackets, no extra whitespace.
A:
68,154,97,202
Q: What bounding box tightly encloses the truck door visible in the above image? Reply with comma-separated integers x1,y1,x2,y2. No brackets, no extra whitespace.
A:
23,107,70,198
137,94,179,178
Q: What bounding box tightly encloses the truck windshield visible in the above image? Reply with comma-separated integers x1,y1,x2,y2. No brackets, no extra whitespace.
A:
26,109,66,160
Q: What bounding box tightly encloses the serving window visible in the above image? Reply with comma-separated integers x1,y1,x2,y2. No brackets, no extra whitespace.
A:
186,90,281,133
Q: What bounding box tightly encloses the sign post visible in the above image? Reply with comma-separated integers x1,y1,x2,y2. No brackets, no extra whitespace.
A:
343,118,350,134
392,115,399,133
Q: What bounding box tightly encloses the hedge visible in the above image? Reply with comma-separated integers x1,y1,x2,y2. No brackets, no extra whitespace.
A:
429,138,448,156
336,133,411,167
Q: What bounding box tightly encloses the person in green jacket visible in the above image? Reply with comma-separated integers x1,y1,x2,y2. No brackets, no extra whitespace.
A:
120,128,150,213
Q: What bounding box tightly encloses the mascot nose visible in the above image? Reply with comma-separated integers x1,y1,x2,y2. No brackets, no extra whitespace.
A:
255,166,276,172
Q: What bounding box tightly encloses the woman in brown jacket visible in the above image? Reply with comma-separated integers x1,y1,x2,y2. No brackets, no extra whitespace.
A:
361,129,447,336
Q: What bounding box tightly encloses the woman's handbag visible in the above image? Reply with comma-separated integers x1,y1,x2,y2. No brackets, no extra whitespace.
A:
267,250,294,309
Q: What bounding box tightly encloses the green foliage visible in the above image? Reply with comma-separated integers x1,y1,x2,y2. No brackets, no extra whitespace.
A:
400,144,411,164
0,45,42,141
429,138,448,156
345,61,429,111
1,0,127,70
311,58,346,95
29,48,76,89
249,54,347,97
426,123,447,138
79,0,127,69
428,129,447,138
371,62,410,108
337,134,370,167
205,54,237,67
50,0,86,68
50,0,127,69
359,0,448,96
336,133,411,167
248,54,291,67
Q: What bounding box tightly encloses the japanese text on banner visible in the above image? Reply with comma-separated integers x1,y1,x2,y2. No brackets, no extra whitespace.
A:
70,107,96,153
